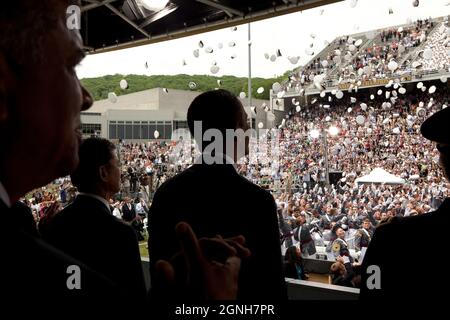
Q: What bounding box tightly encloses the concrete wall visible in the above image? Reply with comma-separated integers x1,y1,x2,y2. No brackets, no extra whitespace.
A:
141,259,360,300
286,278,360,300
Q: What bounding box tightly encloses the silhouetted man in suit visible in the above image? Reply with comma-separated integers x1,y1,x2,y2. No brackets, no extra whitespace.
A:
0,1,247,310
361,106,450,300
149,89,286,300
0,0,122,308
43,138,146,299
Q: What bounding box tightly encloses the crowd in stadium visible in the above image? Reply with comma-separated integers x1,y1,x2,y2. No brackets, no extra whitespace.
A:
11,10,449,294
24,81,448,282
290,17,448,91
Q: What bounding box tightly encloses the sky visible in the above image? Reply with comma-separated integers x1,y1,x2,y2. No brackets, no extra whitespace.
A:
76,0,450,80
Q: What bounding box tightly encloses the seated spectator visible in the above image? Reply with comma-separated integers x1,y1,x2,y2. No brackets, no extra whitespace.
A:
284,246,308,280
330,256,361,288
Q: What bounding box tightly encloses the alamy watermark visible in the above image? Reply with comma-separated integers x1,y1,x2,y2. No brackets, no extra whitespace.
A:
66,5,81,30
66,265,81,290
366,265,381,290
168,122,281,168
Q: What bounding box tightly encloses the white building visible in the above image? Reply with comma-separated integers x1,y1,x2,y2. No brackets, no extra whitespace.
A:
81,88,272,141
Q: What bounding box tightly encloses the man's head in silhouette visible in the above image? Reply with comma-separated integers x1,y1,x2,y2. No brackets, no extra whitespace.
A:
70,138,121,201
0,0,92,204
421,107,450,181
187,89,250,163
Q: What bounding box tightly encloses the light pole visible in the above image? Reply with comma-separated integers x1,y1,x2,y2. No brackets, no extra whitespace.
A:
310,126,339,186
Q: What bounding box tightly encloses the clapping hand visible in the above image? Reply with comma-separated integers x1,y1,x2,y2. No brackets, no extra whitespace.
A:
154,222,250,300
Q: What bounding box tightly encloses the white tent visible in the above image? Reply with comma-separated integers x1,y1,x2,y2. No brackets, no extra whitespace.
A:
355,168,405,185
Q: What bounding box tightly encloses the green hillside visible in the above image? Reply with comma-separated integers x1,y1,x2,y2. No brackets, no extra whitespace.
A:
81,74,285,101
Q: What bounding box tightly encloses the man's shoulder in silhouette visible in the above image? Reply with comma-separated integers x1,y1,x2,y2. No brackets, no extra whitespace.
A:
149,163,286,300
0,200,119,308
360,198,450,299
42,195,146,298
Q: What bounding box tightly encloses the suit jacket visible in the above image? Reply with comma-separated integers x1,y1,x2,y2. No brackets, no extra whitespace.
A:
0,199,119,311
148,163,287,300
43,195,146,299
360,198,450,300
122,203,136,222
293,223,317,256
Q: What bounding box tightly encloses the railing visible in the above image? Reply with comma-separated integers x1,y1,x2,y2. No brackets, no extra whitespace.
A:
140,258,360,300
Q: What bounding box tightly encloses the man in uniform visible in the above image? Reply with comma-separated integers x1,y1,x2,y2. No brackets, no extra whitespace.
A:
354,218,373,252
293,213,317,257
331,227,353,263
361,106,450,299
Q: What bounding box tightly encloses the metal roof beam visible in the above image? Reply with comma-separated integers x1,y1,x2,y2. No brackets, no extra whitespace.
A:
82,0,121,13
103,2,151,38
195,0,244,17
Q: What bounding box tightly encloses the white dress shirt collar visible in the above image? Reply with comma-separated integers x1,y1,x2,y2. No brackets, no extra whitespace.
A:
0,181,12,208
78,192,111,213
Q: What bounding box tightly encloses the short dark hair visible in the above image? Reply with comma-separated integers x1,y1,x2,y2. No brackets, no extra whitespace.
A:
0,1,61,66
70,138,116,193
187,89,245,147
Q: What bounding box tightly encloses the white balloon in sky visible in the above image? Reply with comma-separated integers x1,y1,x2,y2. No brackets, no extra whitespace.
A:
388,60,398,71
210,65,220,74
428,85,437,94
423,48,433,60
356,115,366,125
108,92,118,103
119,79,128,90
288,56,300,64
272,82,281,92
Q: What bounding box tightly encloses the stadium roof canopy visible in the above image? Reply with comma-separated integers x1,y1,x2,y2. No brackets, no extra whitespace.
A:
81,0,344,54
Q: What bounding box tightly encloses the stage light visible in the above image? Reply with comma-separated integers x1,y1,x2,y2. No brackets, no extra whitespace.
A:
139,0,169,11
328,126,339,136
310,129,320,139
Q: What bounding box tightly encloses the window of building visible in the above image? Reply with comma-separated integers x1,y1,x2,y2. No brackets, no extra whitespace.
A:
117,122,125,140
81,123,101,137
109,122,117,139
125,121,133,139
141,122,149,140
133,122,141,139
